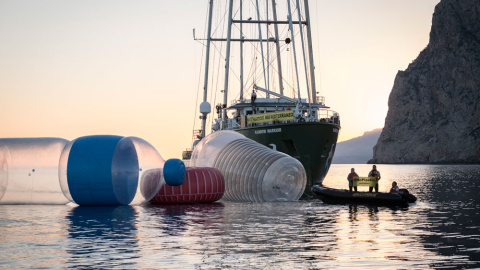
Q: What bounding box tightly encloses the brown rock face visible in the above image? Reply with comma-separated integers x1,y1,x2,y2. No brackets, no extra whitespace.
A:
370,0,480,164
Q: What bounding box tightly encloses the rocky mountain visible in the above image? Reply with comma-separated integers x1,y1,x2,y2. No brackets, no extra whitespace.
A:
370,0,480,164
333,128,382,164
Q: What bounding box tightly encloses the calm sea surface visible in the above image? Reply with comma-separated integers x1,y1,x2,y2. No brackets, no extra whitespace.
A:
1,164,479,269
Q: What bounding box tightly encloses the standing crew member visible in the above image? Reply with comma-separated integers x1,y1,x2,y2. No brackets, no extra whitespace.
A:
251,90,257,103
347,168,359,192
368,165,381,193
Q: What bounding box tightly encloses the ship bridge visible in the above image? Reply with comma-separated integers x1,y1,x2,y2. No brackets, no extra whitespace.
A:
213,97,339,131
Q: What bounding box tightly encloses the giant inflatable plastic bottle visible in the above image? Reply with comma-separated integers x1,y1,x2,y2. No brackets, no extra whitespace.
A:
0,138,70,204
58,135,165,206
1,135,171,206
190,131,306,202
148,166,225,204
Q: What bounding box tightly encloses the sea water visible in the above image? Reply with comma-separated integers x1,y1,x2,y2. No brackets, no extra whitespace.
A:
0,164,479,269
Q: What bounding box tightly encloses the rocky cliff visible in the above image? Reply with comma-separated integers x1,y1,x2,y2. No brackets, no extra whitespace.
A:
334,128,382,164
370,0,480,164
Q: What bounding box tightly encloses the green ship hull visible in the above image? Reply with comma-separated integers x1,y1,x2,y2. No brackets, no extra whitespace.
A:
234,122,340,197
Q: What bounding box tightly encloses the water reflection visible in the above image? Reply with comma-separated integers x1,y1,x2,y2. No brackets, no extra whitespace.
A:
0,165,479,269
0,205,70,269
415,165,480,268
65,206,140,269
141,203,226,236
132,203,227,269
325,164,480,268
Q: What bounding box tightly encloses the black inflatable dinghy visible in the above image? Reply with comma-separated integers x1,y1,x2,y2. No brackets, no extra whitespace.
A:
311,185,417,206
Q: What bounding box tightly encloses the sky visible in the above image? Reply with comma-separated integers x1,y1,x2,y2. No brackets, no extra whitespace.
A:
0,0,440,159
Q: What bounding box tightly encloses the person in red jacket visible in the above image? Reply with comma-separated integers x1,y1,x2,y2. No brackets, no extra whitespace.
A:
390,181,399,193
347,168,359,192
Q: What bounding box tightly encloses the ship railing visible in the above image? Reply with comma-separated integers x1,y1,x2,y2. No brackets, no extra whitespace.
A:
316,109,338,120
216,107,340,129
239,109,339,127
313,109,340,125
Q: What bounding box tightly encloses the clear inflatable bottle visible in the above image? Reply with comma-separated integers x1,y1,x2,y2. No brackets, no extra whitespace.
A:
190,131,306,202
58,135,165,206
0,138,70,204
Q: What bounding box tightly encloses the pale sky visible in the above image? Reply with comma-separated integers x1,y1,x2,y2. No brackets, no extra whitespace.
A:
0,0,440,159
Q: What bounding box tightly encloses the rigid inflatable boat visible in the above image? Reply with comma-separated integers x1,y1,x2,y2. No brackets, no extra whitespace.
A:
311,185,417,206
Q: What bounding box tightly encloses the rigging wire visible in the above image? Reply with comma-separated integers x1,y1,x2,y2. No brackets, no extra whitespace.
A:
255,0,268,90
314,0,323,99
244,22,303,98
211,1,228,38
195,0,320,125
295,0,311,104
289,30,296,98
266,0,270,92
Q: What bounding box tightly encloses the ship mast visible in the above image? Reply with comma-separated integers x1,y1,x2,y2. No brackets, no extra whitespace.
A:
286,0,302,103
239,0,244,101
255,0,268,97
222,0,234,120
295,0,311,105
303,0,317,104
199,0,214,139
198,0,317,137
271,0,284,95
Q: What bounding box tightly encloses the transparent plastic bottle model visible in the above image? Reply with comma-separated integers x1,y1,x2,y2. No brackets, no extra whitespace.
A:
58,135,165,206
190,131,306,202
0,138,70,204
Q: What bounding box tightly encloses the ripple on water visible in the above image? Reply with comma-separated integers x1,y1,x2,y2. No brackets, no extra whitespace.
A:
1,165,480,269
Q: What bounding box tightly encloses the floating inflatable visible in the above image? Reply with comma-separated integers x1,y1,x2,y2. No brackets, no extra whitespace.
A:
163,158,186,186
148,167,224,204
0,138,70,204
59,135,165,206
1,135,185,206
190,130,306,202
311,185,417,206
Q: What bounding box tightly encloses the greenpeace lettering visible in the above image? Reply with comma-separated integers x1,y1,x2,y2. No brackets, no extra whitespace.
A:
352,176,377,187
247,111,294,124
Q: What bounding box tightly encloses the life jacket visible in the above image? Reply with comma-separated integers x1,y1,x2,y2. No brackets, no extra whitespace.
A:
370,170,379,177
390,187,399,193
348,172,358,180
